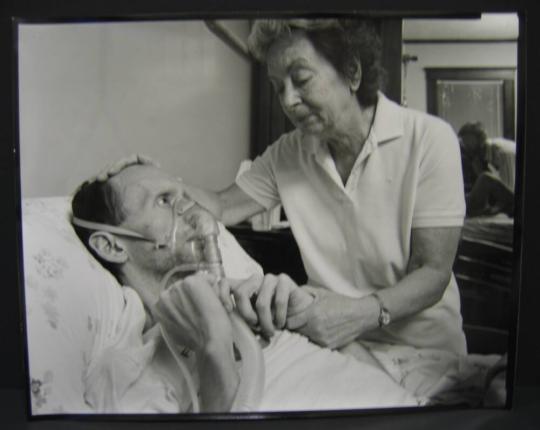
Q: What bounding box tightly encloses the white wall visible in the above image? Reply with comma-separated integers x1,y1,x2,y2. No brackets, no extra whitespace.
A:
402,42,518,114
18,20,252,198
403,14,519,41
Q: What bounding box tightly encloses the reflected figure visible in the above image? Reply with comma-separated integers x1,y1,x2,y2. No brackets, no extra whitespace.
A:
458,122,515,217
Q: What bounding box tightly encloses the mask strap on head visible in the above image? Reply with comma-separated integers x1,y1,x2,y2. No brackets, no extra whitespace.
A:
71,216,148,240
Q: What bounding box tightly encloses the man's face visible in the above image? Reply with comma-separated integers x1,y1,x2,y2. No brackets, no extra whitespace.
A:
459,132,482,159
108,164,204,276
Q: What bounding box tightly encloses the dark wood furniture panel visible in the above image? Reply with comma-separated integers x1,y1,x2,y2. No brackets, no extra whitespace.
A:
453,236,513,354
229,224,307,285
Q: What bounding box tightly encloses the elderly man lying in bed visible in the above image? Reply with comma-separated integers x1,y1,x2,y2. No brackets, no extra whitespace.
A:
70,156,422,413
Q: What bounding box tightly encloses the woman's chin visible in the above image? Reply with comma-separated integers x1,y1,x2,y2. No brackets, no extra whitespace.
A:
298,121,325,136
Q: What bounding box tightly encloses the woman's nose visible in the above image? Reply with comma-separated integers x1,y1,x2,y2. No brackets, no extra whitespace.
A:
280,80,301,110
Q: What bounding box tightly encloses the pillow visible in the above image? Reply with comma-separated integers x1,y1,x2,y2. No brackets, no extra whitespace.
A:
22,196,262,415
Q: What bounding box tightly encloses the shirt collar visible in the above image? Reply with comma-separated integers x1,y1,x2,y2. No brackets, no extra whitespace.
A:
370,91,405,145
304,91,405,156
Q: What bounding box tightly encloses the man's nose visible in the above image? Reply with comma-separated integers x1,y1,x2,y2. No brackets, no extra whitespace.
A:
174,198,195,216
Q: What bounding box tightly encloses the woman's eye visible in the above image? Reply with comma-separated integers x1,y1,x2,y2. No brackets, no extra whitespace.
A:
293,72,312,87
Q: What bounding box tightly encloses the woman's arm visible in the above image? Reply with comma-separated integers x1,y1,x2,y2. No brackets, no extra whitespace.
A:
184,183,265,226
374,225,461,322
219,184,266,226
286,226,462,349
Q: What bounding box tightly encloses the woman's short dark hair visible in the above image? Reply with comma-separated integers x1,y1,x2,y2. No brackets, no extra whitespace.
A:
248,19,386,107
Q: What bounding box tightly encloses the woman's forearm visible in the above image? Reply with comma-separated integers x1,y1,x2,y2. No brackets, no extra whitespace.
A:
290,225,458,350
219,184,266,226
359,264,450,330
295,265,449,348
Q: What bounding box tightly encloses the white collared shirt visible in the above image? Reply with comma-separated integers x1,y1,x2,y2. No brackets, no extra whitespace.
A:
237,93,467,353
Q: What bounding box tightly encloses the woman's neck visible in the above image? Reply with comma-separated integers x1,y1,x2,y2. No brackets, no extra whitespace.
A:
325,103,376,184
327,103,375,153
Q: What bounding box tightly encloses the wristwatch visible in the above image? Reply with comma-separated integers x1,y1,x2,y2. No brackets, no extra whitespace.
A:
371,293,391,328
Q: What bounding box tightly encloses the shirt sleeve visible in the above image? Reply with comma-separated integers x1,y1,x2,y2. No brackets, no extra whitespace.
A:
412,119,466,228
236,137,284,210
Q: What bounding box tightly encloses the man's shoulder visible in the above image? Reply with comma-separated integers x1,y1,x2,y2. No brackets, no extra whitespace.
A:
488,137,516,154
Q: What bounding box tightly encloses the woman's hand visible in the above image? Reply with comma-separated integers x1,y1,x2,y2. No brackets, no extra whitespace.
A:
286,286,378,350
90,154,159,183
183,184,224,221
230,273,314,338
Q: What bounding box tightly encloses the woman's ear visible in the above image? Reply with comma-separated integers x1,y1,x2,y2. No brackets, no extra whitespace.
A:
348,59,362,93
88,231,128,264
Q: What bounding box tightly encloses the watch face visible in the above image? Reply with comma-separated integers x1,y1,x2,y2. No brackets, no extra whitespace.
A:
380,309,391,326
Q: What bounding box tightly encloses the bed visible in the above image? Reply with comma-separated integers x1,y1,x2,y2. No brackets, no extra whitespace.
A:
21,197,507,415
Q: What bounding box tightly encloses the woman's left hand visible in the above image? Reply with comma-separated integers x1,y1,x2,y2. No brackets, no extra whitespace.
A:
286,286,377,349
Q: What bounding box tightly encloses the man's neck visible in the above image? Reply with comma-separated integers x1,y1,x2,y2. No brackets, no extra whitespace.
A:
120,265,165,330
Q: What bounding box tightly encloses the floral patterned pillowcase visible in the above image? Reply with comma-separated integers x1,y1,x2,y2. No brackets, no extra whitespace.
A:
22,196,127,415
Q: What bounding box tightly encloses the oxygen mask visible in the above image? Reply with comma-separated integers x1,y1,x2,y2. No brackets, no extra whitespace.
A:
72,195,225,289
158,197,226,289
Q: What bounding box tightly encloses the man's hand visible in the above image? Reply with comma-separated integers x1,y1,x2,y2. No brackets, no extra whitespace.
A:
153,272,233,352
153,273,241,412
230,273,314,338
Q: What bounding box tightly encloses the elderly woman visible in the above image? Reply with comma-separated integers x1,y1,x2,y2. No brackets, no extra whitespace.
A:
192,19,467,356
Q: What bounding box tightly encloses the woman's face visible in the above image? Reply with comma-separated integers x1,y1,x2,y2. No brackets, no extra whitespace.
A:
266,32,358,136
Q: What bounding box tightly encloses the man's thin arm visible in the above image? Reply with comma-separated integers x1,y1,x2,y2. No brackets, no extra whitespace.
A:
197,338,239,412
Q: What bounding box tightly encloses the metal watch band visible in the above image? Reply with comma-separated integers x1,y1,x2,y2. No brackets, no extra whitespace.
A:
371,292,391,328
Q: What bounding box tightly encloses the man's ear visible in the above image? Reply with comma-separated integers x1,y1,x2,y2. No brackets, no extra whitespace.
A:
348,59,362,93
88,231,128,264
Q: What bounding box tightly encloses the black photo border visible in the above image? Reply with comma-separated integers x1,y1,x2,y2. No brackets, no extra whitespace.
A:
2,0,539,429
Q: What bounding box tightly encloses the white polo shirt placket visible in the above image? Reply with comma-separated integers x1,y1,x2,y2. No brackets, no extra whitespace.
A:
311,130,384,296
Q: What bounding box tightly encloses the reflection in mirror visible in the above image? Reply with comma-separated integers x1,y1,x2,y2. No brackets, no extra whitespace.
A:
402,13,518,365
